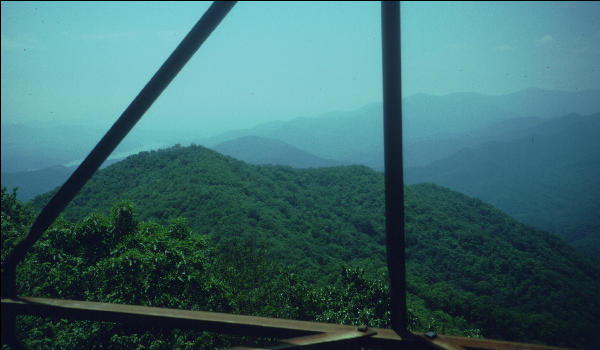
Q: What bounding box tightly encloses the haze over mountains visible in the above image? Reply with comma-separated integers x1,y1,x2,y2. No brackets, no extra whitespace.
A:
212,136,341,168
3,87,597,173
405,113,600,260
201,87,600,169
4,87,600,347
0,159,122,201
2,88,599,258
194,88,600,259
0,123,200,173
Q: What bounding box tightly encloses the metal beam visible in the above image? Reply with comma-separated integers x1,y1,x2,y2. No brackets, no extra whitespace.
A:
0,2,580,350
2,297,370,340
1,1,237,299
2,298,572,350
429,334,574,350
0,2,236,346
381,0,407,335
227,329,377,349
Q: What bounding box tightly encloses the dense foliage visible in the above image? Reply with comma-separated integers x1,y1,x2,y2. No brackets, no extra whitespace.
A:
35,145,388,284
208,109,600,260
2,187,469,349
21,145,600,348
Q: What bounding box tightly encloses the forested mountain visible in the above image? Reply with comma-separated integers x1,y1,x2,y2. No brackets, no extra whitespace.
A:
3,187,474,348
405,113,600,260
211,136,341,168
6,89,598,245
30,144,600,348
202,101,599,259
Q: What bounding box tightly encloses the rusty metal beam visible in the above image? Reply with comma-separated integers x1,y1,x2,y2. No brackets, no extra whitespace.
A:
429,334,573,350
2,297,370,339
227,328,377,349
1,297,572,350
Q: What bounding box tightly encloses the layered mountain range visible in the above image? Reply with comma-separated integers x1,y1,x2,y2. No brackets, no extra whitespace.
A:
4,88,599,259
30,144,600,348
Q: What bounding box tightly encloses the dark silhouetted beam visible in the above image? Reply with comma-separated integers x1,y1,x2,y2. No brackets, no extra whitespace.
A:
381,0,407,335
2,298,571,350
1,1,237,298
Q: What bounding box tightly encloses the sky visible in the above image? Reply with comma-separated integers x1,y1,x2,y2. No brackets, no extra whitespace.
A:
2,1,600,136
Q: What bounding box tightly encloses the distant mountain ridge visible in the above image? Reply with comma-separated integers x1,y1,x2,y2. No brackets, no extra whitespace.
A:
0,123,145,173
211,135,342,168
5,88,600,258
1,158,123,201
1,165,74,201
202,88,600,169
405,113,600,260
195,89,600,259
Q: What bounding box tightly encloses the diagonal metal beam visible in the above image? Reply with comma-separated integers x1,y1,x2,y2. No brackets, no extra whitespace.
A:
1,1,237,299
0,2,236,346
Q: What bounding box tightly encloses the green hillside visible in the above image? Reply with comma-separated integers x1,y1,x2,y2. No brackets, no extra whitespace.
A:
29,144,600,348
3,188,474,349
406,113,600,260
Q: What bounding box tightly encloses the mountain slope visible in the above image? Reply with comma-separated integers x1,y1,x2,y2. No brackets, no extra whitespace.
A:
211,136,341,168
405,113,600,259
493,87,600,118
206,103,386,169
403,116,548,167
32,144,600,348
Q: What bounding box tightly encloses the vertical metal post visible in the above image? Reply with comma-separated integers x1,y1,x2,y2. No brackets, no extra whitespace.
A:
1,304,17,348
381,1,407,335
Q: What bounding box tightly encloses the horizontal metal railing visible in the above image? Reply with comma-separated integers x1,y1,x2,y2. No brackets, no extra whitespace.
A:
1,297,572,350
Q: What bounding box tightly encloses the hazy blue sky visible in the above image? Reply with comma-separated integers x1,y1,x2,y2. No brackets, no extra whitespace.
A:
2,1,599,136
